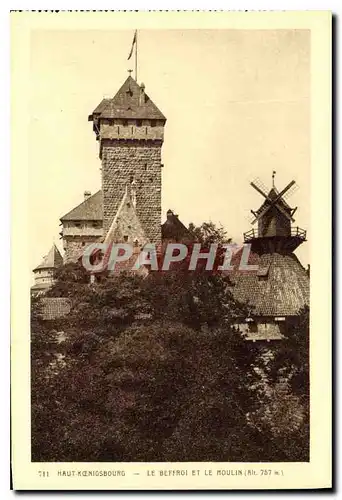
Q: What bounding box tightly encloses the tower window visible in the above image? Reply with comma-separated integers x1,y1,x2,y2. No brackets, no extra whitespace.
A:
117,126,120,134
82,242,86,247
131,126,134,134
137,120,142,127
151,121,156,128
124,235,128,242
128,225,132,230
123,120,128,126
144,163,148,170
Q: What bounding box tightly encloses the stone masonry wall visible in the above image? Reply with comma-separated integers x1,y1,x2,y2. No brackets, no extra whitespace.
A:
101,140,162,242
64,236,103,263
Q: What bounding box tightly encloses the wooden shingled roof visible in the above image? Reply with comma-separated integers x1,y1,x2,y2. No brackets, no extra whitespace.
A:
39,298,71,320
227,251,309,317
60,190,103,222
89,76,166,121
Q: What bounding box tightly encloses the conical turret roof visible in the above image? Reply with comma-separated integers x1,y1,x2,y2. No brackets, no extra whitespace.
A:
227,250,309,317
33,244,63,272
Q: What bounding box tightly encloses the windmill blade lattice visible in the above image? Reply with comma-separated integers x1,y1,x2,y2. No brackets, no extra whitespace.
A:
282,182,299,201
251,177,268,197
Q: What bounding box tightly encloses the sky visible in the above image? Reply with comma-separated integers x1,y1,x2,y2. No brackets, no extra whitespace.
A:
28,29,310,270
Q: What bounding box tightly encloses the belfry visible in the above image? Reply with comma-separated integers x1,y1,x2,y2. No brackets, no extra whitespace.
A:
88,76,167,243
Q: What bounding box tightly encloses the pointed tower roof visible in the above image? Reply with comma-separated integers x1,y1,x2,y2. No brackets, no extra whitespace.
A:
88,76,166,121
33,244,63,272
60,190,103,221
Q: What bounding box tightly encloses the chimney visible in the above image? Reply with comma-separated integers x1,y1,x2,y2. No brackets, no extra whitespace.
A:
84,191,91,201
139,82,145,106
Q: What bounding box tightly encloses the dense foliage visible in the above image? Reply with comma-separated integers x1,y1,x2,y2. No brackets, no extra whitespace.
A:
31,224,309,462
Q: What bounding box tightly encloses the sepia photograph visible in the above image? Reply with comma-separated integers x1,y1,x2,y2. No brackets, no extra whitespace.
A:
11,11,331,490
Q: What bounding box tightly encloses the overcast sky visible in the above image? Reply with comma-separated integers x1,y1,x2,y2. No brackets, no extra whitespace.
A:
28,29,310,270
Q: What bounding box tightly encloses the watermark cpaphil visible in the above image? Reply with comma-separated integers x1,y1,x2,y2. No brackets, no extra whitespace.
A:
82,242,258,273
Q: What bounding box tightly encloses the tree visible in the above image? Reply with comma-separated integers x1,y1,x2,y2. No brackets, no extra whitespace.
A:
246,307,310,461
32,315,269,462
188,221,231,246
31,222,309,462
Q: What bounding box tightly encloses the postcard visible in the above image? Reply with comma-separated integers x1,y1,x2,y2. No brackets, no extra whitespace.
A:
11,10,331,490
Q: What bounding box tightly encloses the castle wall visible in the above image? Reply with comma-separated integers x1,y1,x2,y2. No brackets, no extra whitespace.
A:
63,236,103,263
101,140,162,242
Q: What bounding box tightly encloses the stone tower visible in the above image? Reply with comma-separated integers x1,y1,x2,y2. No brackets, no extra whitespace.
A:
88,76,166,242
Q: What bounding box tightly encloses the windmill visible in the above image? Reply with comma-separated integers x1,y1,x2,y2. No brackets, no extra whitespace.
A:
244,173,306,253
228,172,310,342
